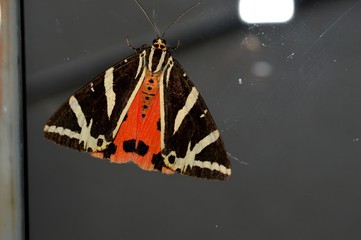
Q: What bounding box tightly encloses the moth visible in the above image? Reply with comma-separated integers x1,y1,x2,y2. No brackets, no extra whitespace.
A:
44,0,231,180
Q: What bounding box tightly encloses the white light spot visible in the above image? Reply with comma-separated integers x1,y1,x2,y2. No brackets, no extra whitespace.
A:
238,78,243,84
200,110,208,118
239,0,294,24
124,59,128,63
353,138,359,142
90,82,95,92
183,73,187,77
252,61,272,78
286,52,295,59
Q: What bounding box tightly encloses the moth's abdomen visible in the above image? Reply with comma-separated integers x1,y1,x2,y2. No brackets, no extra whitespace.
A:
140,69,161,118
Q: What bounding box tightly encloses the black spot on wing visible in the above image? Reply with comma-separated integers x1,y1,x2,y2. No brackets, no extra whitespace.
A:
151,152,164,171
168,155,175,164
123,139,149,156
123,139,136,152
136,141,149,156
103,142,117,158
157,119,161,131
97,139,103,147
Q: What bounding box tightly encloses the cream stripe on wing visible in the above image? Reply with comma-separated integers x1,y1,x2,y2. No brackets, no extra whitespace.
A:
147,48,154,71
136,50,146,78
159,67,166,150
68,96,107,150
112,51,148,138
165,56,174,87
193,160,231,175
164,130,231,175
104,67,116,119
44,125,80,139
44,96,108,151
112,67,146,138
173,87,199,135
159,56,174,150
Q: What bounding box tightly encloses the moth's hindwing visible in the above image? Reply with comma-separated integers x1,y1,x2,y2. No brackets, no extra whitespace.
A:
44,39,231,180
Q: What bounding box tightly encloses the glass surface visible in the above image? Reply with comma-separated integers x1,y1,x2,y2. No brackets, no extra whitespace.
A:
25,0,361,239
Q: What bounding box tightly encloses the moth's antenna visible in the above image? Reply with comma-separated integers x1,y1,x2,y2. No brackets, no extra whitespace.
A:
162,2,200,38
133,0,161,37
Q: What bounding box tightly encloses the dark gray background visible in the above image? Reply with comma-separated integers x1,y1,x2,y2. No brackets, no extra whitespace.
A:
25,0,361,239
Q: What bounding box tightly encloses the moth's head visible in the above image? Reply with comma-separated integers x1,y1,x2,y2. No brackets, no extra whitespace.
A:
152,38,167,51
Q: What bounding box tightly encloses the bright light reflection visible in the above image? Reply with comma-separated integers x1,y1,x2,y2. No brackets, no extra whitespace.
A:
239,0,294,24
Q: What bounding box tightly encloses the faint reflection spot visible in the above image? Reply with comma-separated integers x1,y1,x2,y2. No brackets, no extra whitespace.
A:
241,34,261,51
252,61,272,78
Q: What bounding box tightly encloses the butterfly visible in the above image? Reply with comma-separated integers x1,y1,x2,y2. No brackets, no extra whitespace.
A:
44,0,231,180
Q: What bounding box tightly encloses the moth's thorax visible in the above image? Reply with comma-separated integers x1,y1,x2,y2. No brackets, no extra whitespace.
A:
147,38,170,73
